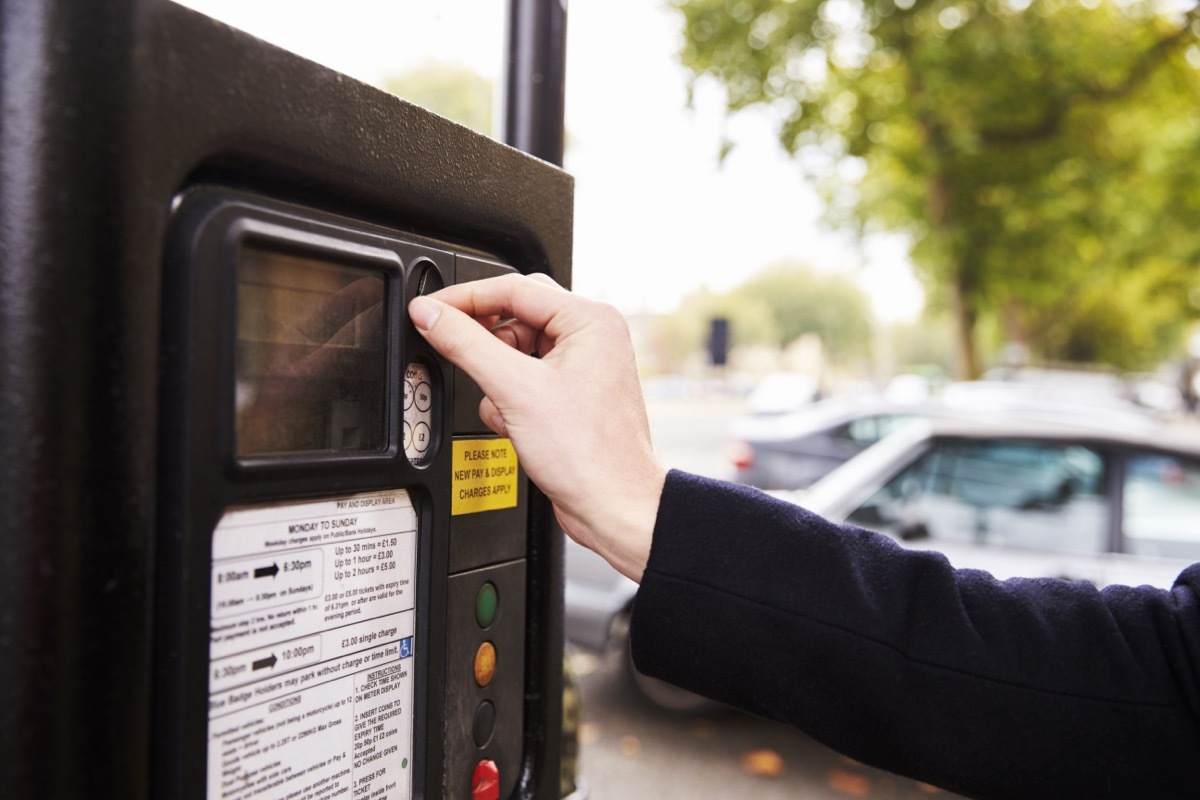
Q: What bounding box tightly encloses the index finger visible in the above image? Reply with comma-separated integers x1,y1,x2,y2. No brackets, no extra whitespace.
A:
425,272,572,334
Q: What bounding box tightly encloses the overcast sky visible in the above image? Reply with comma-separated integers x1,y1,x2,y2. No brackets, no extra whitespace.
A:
173,0,923,321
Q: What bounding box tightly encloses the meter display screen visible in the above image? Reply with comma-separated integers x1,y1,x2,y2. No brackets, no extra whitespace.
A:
207,489,417,800
235,246,386,456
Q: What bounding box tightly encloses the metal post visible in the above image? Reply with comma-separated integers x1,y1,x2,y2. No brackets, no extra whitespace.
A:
503,0,568,167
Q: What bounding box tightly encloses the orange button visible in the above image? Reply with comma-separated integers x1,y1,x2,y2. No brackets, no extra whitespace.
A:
474,641,496,687
471,759,499,800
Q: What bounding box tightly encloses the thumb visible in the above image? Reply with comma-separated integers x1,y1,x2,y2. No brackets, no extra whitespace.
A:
408,295,532,402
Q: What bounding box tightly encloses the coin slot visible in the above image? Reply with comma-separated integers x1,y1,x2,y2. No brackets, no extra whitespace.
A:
414,259,445,296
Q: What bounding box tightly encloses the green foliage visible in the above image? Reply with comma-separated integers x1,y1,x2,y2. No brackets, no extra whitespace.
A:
664,263,874,362
730,265,873,355
672,0,1200,376
383,60,493,136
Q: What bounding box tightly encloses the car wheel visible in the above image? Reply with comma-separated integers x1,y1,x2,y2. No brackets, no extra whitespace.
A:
616,613,717,714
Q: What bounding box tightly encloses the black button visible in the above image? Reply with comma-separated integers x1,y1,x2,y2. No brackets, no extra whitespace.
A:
472,700,496,748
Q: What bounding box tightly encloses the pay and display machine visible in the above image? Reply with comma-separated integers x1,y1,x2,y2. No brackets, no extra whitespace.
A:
0,2,571,799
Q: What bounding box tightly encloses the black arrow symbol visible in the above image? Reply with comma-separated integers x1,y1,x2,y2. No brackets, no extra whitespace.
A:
252,653,278,671
254,563,279,579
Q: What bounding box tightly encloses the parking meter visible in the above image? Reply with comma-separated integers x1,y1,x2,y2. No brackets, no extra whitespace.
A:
0,2,571,799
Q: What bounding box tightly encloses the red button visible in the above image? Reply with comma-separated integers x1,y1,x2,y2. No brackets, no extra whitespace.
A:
471,759,499,800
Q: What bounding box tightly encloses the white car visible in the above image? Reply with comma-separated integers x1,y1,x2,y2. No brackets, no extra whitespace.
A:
788,417,1200,588
729,383,1156,491
563,537,713,711
565,413,1200,712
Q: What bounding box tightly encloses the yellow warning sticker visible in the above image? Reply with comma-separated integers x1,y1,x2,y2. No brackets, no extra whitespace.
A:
451,438,519,515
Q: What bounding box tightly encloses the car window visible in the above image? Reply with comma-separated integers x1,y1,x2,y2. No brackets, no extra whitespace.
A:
1122,453,1200,560
847,439,1108,555
840,414,916,445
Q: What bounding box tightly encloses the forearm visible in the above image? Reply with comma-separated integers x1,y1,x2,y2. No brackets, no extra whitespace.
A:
630,471,1200,799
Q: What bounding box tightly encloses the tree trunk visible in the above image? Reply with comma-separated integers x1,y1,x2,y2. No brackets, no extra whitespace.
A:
951,274,980,379
926,165,982,379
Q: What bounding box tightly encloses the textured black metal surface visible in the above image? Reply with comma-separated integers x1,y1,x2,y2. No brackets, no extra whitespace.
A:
0,1,571,797
454,256,521,434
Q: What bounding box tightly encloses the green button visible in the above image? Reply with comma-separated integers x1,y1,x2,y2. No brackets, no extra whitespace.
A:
475,582,498,628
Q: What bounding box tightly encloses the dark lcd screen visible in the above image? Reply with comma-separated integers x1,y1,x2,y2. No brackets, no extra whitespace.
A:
235,245,386,456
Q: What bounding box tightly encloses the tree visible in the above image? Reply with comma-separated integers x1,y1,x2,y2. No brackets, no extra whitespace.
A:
663,263,873,366
731,265,873,359
672,0,1200,376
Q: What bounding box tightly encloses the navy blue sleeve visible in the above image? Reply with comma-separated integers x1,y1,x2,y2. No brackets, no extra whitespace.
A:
629,471,1200,799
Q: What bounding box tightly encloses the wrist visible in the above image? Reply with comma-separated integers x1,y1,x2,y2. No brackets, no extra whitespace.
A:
558,459,666,584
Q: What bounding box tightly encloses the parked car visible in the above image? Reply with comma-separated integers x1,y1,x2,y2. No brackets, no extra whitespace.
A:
564,536,717,711
730,385,1157,491
564,537,638,655
787,416,1200,588
566,411,1198,712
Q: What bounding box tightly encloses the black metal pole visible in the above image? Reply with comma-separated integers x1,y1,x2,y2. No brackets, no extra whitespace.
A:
503,0,567,167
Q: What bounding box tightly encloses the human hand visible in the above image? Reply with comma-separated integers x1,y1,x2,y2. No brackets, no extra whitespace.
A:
408,273,665,582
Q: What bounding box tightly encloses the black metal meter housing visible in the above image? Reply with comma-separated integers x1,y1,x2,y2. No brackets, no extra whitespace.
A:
0,2,572,799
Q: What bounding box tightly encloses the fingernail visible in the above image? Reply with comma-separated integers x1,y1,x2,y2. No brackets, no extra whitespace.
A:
490,415,508,437
408,296,441,332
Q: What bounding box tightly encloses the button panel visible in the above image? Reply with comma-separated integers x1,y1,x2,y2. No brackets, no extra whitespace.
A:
444,561,526,799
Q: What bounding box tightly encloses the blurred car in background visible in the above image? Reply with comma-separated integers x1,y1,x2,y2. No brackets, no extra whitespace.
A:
786,416,1200,588
566,384,1192,713
564,537,714,711
730,395,937,490
730,382,1158,491
565,538,638,655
